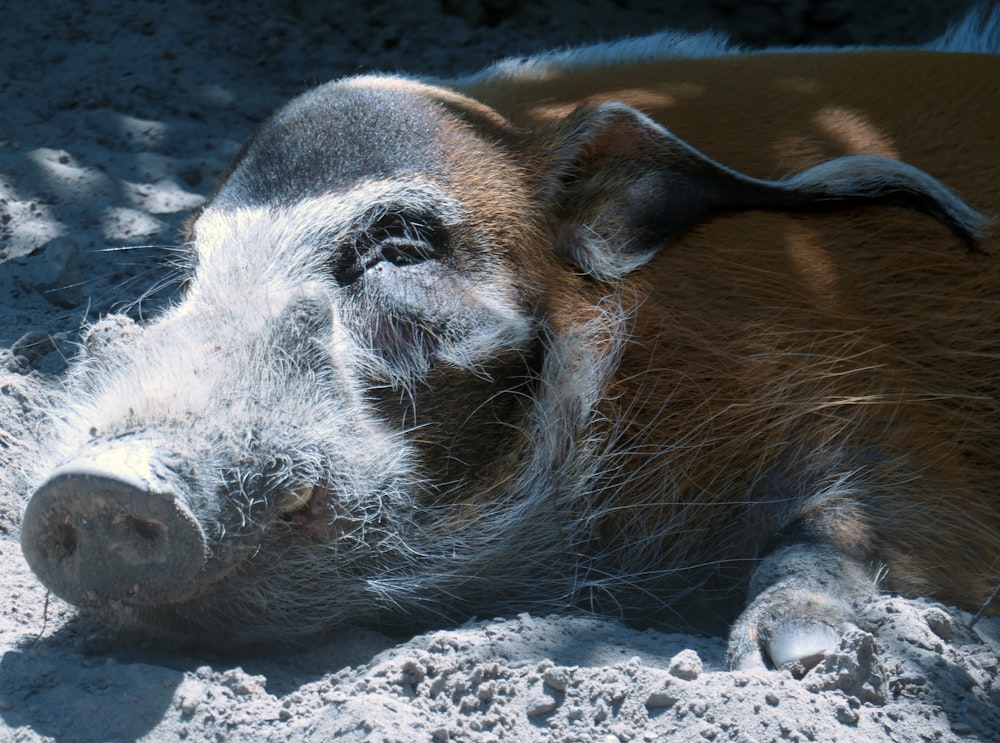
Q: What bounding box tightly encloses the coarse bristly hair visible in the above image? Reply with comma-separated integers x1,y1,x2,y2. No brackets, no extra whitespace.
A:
22,5,1000,650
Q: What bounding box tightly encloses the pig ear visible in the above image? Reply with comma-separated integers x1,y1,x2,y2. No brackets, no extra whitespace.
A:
544,102,988,281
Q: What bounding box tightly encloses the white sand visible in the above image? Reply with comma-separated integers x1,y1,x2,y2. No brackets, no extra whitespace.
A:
1,1,996,740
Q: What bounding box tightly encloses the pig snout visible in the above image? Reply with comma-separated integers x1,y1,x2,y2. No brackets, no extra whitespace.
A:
20,441,208,609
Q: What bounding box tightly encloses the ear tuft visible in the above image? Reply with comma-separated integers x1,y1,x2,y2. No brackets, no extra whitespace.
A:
546,103,725,280
540,102,988,282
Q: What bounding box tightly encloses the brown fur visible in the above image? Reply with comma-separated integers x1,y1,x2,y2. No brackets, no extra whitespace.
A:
450,50,1000,617
24,48,999,657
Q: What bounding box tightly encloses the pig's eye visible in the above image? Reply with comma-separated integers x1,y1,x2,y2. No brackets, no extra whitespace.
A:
331,212,448,285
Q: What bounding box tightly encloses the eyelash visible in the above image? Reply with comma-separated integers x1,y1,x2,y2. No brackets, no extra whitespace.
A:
329,213,449,286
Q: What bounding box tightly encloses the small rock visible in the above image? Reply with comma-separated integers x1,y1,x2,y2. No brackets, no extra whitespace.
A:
399,658,426,686
12,331,56,362
525,684,558,716
834,701,859,725
543,666,570,693
803,629,886,705
176,679,206,716
668,649,702,680
645,686,679,709
922,606,953,642
33,236,84,308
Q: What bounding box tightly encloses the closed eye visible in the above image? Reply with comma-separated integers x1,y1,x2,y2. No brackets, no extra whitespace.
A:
380,237,440,267
329,211,449,285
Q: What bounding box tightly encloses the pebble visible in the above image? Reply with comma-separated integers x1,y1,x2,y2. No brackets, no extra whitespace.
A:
525,685,558,717
668,649,703,681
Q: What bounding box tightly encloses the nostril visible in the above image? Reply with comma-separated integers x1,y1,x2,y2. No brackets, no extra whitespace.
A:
44,522,80,564
120,515,166,543
21,442,209,608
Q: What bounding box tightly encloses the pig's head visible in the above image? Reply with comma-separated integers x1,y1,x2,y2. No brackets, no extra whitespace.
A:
21,75,984,647
19,77,632,646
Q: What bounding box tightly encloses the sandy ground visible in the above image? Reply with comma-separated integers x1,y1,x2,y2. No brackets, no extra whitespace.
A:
2,1,999,741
